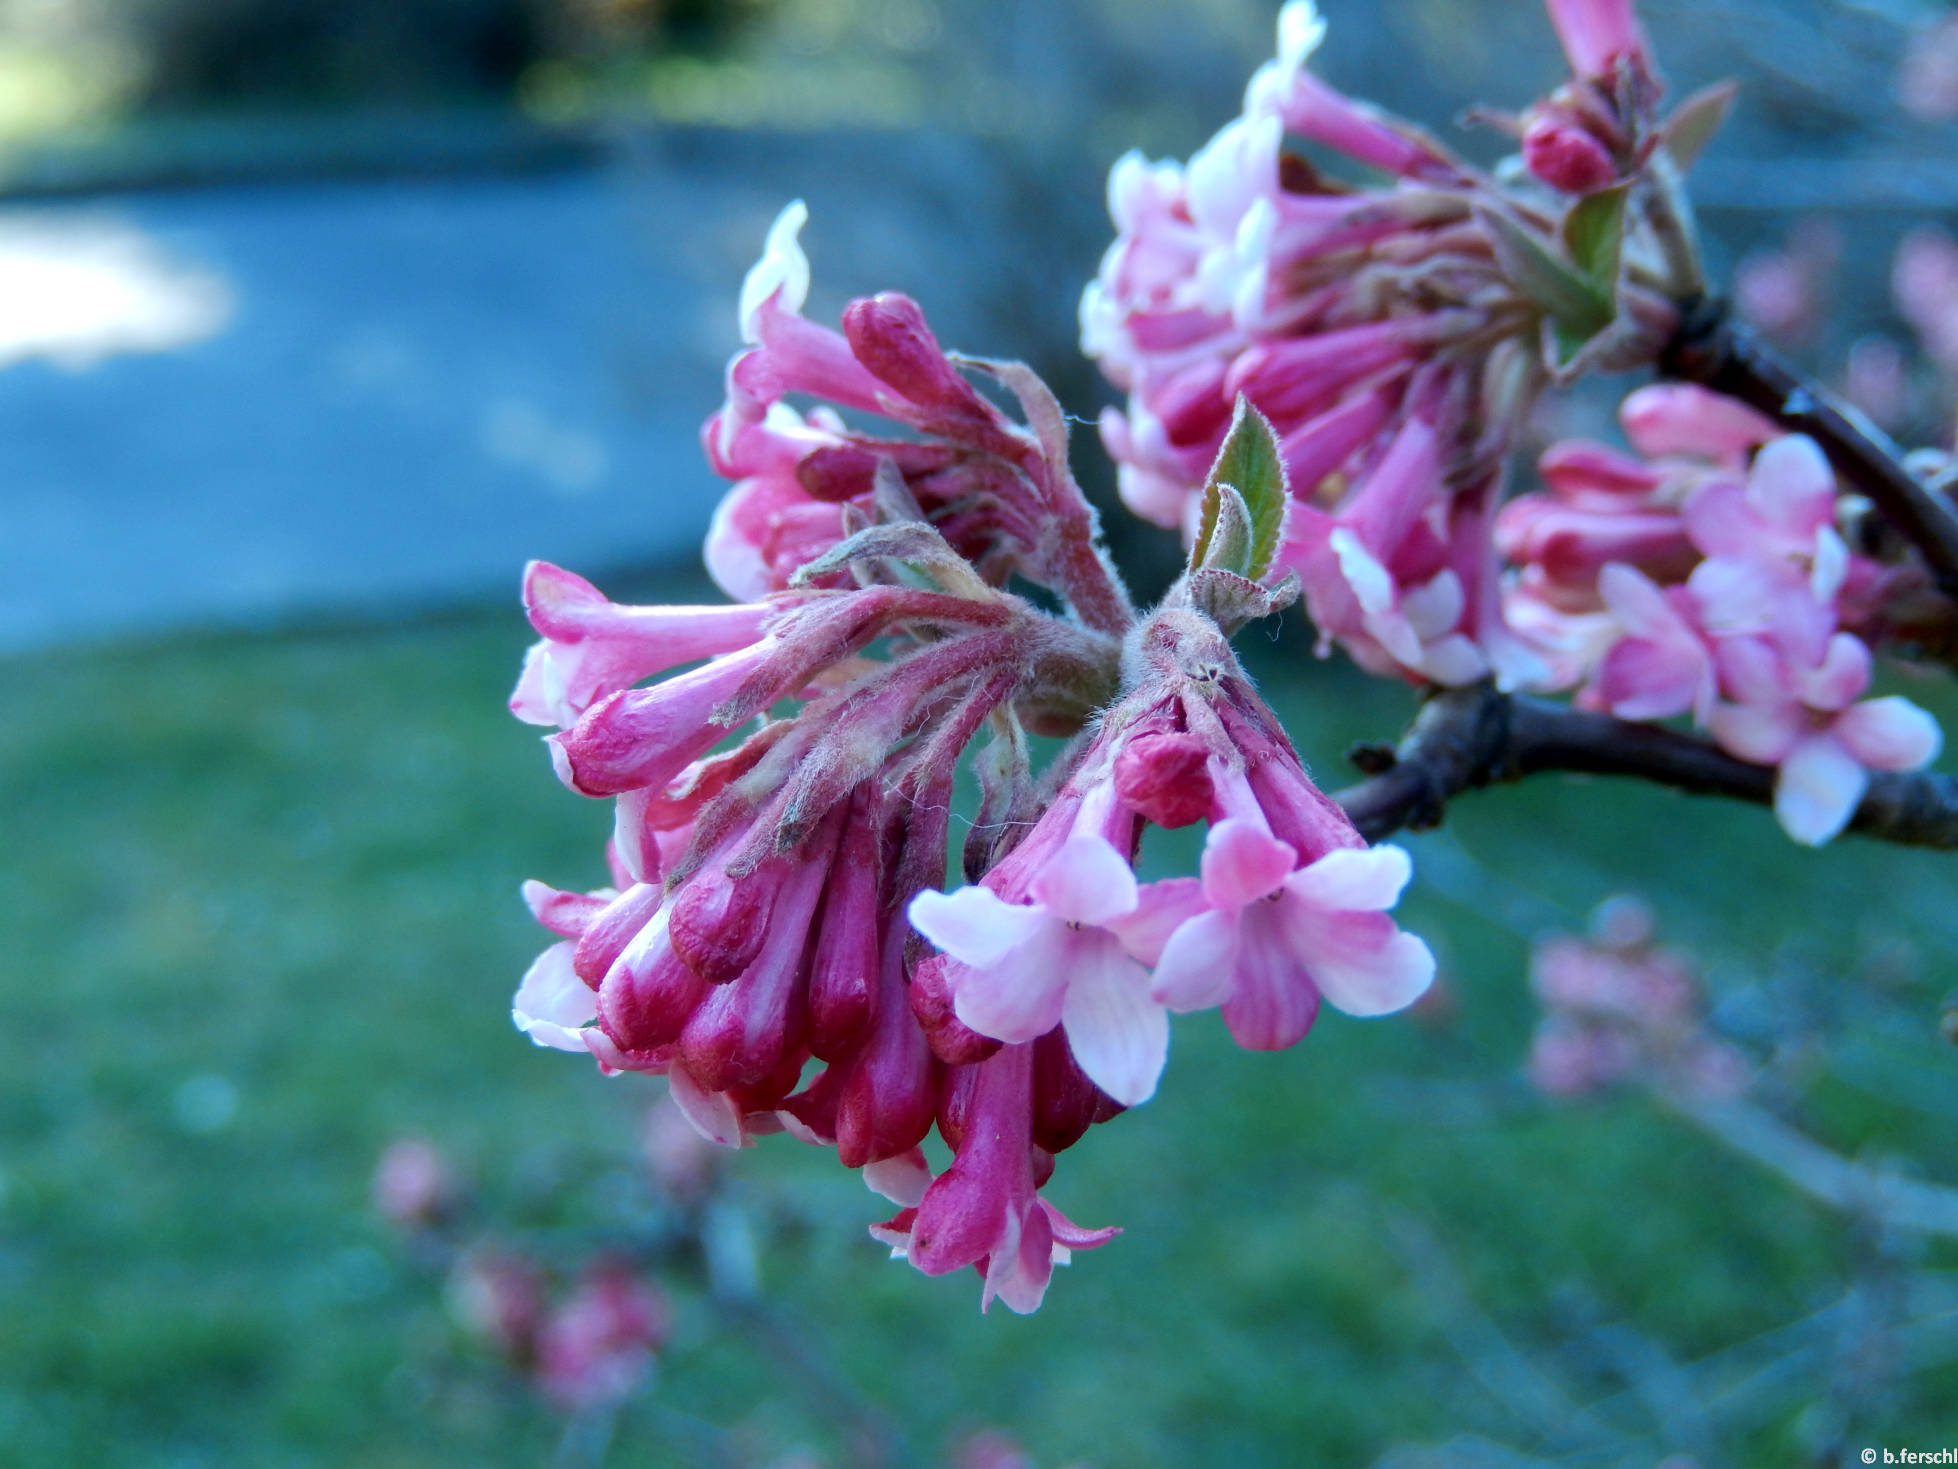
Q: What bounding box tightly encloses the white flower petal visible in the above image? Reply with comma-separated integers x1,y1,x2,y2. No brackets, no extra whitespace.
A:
1060,942,1170,1106
908,885,1047,967
1029,836,1139,927
512,941,596,1051
1287,845,1413,913
737,199,811,344
1774,734,1868,846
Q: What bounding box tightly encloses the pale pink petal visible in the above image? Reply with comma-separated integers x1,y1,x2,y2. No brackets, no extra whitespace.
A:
982,1206,1052,1316
908,885,1049,968
1811,526,1849,606
949,942,1071,1046
1713,635,1785,707
1286,844,1413,912
1596,636,1705,721
1288,905,1436,1016
1748,434,1834,535
1834,696,1943,771
1029,835,1140,926
1220,901,1321,1049
1680,483,1755,561
1104,876,1208,965
1419,634,1489,687
1328,528,1396,618
668,1067,749,1149
1774,734,1868,846
1710,701,1804,765
1199,818,1297,906
510,640,571,726
1038,1197,1122,1251
1150,908,1241,1012
1800,633,1872,712
1059,940,1170,1106
863,1149,932,1207
513,942,597,1051
1688,555,1783,636
1597,562,1677,638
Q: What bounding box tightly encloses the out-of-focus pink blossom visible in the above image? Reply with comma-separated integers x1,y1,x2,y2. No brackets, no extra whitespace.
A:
1084,2,1689,688
449,1250,546,1362
1526,902,1751,1101
1895,227,1958,375
1843,335,1910,430
535,1262,671,1410
1542,0,1648,81
1900,13,1958,123
371,1137,458,1229
1733,222,1838,347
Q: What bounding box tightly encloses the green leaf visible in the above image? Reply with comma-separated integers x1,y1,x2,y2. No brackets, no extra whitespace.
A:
1662,80,1737,172
1477,203,1611,339
1190,395,1289,581
1559,181,1630,295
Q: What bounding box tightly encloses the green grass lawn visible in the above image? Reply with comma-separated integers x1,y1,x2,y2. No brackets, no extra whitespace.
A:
4,583,1957,1467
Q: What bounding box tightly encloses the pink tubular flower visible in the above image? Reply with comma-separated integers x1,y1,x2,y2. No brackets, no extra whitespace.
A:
1542,0,1648,82
909,824,1191,1108
1583,562,1714,723
1710,633,1941,846
704,201,1133,634
1151,815,1433,1048
511,560,777,728
515,190,1449,1314
871,1042,1118,1314
1084,2,1703,688
1507,392,1945,847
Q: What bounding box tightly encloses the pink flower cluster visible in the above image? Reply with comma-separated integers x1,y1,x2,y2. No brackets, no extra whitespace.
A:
1500,383,1943,844
1525,896,1748,1102
1082,0,1676,690
511,210,1434,1311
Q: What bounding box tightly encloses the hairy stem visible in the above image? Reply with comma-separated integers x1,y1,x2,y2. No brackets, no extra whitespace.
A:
1333,682,1958,849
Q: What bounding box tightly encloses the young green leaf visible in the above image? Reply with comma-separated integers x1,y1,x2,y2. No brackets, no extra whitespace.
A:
1560,181,1630,295
1477,202,1611,338
1190,395,1290,581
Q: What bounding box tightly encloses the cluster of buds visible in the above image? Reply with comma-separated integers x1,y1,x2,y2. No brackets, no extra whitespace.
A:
511,211,1435,1311
1081,0,1721,690
1499,382,1944,844
1525,896,1749,1101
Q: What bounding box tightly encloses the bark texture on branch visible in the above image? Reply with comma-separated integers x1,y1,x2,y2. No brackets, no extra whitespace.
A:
1333,683,1958,849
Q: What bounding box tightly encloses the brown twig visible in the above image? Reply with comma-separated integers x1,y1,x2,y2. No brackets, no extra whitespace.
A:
1333,682,1958,848
1659,301,1958,600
